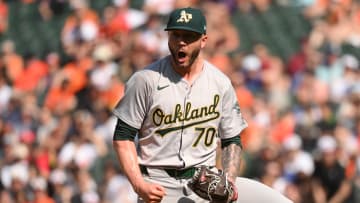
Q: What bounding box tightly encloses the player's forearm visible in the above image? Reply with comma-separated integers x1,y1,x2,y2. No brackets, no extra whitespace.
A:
221,143,242,182
113,140,145,193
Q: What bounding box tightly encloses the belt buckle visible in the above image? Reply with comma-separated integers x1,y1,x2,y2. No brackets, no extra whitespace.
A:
174,170,179,178
167,168,193,179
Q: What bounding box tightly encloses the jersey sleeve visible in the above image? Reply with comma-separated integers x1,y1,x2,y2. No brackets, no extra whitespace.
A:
113,71,151,129
219,84,248,139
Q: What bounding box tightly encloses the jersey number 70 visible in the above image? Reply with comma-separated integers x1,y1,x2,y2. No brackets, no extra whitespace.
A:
192,127,217,147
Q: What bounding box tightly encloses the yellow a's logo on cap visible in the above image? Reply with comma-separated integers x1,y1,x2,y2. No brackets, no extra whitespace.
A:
176,10,192,23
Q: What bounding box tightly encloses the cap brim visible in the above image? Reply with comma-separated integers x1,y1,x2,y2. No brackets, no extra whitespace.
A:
164,26,204,34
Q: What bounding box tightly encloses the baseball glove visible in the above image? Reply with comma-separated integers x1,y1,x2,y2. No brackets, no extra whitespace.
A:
187,166,235,203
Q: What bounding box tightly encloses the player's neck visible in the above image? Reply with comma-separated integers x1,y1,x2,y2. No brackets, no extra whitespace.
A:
171,56,204,84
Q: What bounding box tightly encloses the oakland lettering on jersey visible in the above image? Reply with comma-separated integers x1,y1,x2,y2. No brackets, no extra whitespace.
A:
153,95,220,136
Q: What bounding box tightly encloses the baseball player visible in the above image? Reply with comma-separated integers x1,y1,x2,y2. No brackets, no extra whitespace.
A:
113,7,248,203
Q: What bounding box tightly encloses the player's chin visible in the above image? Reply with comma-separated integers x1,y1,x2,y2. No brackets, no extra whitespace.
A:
175,61,191,69
174,57,190,68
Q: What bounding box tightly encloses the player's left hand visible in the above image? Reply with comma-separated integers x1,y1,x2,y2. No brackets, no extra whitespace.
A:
188,166,238,203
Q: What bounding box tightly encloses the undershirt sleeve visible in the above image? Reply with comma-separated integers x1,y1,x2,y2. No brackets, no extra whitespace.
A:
113,118,139,141
221,135,242,149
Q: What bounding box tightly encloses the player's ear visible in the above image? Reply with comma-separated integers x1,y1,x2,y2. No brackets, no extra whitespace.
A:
200,34,207,48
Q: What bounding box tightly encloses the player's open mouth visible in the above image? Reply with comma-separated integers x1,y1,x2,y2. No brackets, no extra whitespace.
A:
178,51,186,59
177,51,187,62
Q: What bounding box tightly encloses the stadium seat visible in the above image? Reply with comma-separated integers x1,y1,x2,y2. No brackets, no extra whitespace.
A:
274,5,311,40
129,0,144,9
18,2,41,21
231,4,311,60
342,44,360,60
231,11,253,52
90,0,113,13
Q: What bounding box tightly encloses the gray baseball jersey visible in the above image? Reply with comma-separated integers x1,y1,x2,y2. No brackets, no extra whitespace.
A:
113,55,247,168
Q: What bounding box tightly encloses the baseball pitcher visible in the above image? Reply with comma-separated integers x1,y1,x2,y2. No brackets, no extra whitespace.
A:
113,7,247,203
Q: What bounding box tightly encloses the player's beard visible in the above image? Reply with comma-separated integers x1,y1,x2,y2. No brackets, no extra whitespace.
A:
169,45,200,70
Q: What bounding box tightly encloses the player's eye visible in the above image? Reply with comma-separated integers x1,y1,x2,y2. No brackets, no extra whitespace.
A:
172,33,180,38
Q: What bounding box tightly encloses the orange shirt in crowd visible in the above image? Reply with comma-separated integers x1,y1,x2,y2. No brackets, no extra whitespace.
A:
269,113,296,145
316,0,352,9
44,86,75,113
240,122,255,149
62,8,100,38
21,0,35,3
104,10,130,37
209,53,232,76
62,62,87,94
77,56,94,72
33,194,55,203
101,79,124,109
3,53,24,82
14,59,48,92
236,86,254,109
0,0,8,33
345,157,356,179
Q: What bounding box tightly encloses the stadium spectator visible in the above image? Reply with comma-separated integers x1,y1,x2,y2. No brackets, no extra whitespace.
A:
0,70,12,114
30,176,56,203
312,135,353,203
282,134,315,181
1,40,24,83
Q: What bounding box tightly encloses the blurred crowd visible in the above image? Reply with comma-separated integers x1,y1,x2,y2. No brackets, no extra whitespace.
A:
0,0,359,203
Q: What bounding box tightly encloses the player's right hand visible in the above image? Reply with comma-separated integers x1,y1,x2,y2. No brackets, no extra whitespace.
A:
136,181,166,203
228,179,238,203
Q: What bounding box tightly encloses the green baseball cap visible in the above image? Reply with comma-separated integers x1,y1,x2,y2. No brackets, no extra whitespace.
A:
165,7,207,34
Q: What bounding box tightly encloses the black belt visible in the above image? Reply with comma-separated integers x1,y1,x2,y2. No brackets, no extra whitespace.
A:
139,165,195,179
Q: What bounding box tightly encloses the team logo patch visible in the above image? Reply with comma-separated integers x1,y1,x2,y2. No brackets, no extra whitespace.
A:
233,102,241,114
177,10,192,23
